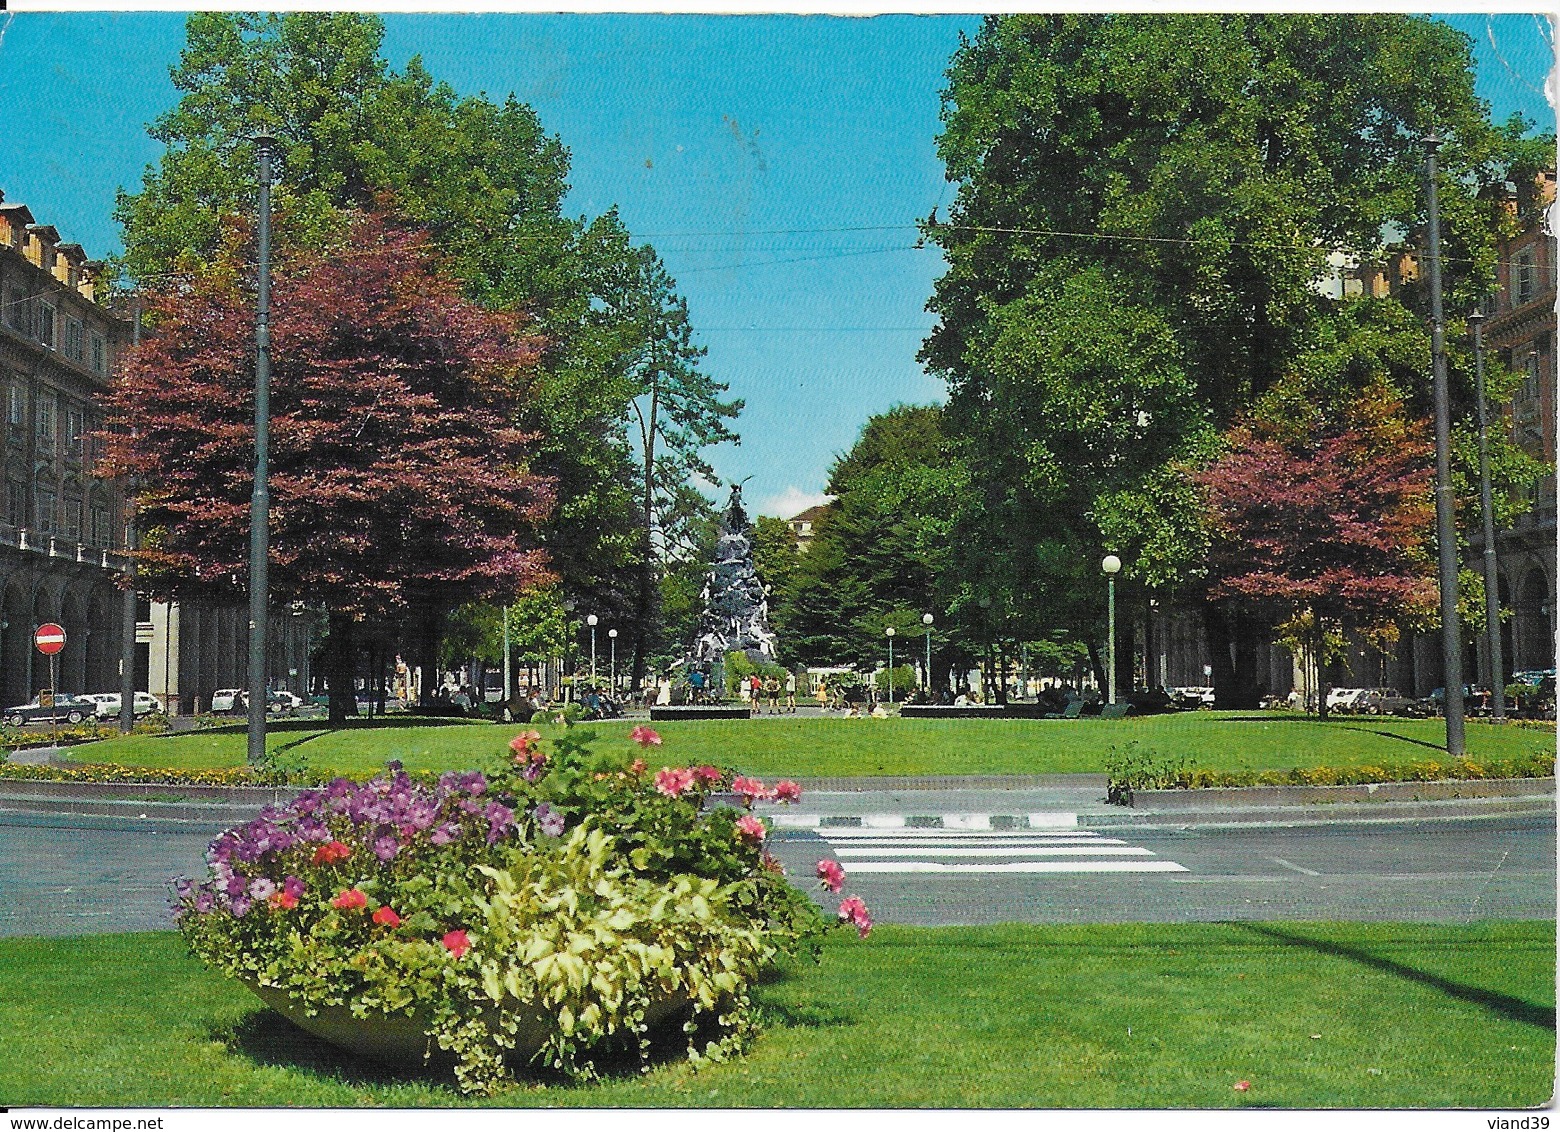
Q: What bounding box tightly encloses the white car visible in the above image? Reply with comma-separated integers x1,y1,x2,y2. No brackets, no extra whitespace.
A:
210,688,244,713
1325,687,1365,712
87,692,164,720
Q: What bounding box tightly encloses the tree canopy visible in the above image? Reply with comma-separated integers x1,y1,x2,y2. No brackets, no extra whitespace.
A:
923,13,1551,703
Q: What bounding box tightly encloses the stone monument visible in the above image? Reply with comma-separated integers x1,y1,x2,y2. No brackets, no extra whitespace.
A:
688,483,778,666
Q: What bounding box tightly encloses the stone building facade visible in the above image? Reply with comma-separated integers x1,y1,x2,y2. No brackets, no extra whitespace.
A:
0,191,133,706
0,189,315,713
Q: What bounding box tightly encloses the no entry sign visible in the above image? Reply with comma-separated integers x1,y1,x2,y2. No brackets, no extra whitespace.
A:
34,623,66,655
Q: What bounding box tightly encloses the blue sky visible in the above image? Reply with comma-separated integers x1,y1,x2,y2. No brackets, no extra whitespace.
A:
0,12,1553,519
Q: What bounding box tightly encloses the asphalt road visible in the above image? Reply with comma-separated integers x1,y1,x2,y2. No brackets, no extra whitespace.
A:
771,813,1557,925
0,811,1551,937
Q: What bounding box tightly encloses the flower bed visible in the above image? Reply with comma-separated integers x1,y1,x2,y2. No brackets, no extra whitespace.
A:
1106,740,1556,804
174,723,870,1094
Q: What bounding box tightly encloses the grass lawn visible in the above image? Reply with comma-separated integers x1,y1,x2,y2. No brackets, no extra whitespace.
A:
0,922,1551,1108
54,711,1556,780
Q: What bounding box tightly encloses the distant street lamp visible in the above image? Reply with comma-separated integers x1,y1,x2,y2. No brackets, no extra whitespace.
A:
1423,133,1466,755
885,626,896,705
587,614,598,690
247,132,277,767
922,612,934,696
1468,309,1507,721
1102,555,1122,705
608,628,618,696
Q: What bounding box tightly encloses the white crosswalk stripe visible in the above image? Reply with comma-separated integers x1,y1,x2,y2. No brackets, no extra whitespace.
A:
818,826,1189,874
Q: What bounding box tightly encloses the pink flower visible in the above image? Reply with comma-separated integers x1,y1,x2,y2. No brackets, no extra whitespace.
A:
731,776,772,806
442,929,470,959
816,859,846,893
772,780,802,804
655,766,696,798
630,726,662,748
734,814,766,843
693,765,724,785
760,851,785,874
1233,1081,1251,1093
372,905,401,928
508,730,542,756
837,895,872,938
331,888,368,912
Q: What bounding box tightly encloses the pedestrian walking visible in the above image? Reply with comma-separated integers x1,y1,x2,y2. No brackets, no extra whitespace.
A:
815,679,829,711
763,674,781,713
784,671,797,713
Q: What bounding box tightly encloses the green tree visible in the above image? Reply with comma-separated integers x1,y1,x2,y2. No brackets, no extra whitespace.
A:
115,13,737,685
780,406,969,681
925,14,1546,705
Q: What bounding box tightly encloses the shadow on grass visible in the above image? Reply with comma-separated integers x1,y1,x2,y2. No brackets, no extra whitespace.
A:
1236,923,1555,1032
1218,715,1449,754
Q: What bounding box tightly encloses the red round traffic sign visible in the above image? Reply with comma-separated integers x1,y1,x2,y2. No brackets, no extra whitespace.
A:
34,623,66,655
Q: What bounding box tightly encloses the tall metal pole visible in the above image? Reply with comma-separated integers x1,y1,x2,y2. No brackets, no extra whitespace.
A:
246,133,276,767
118,297,141,733
609,628,617,695
886,627,895,705
923,612,934,695
1107,575,1117,706
587,614,598,689
1469,309,1507,720
1423,134,1466,756
502,604,512,705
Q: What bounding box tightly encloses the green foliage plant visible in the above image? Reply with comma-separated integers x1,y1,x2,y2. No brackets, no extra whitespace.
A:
174,723,868,1093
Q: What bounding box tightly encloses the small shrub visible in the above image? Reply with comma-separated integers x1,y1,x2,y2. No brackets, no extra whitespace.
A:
1107,750,1556,796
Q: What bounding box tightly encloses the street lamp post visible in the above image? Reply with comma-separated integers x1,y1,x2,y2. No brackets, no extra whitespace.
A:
246,132,276,767
885,626,895,705
1102,555,1122,705
608,628,618,696
587,614,598,691
1468,309,1507,721
922,613,934,698
1423,133,1466,756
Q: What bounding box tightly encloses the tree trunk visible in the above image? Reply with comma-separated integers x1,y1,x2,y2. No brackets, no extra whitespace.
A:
414,604,446,709
324,612,358,724
1201,597,1262,709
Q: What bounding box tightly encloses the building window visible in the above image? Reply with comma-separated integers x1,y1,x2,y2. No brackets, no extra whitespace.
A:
37,303,55,349
5,481,23,526
90,333,106,375
36,394,53,449
66,408,84,459
5,288,27,333
1525,351,1541,401
6,384,22,427
62,495,81,540
92,506,110,547
64,318,84,362
1516,250,1536,305
34,488,54,535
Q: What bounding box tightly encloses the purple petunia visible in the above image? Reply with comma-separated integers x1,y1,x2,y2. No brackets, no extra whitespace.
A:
533,803,566,838
282,875,306,900
484,802,515,845
230,894,252,918
430,822,461,846
193,891,215,914
372,831,401,861
248,877,277,900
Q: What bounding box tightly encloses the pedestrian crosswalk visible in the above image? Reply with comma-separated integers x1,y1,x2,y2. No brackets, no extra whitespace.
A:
816,826,1189,874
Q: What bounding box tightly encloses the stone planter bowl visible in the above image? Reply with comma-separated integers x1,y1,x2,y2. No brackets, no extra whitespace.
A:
246,980,692,1071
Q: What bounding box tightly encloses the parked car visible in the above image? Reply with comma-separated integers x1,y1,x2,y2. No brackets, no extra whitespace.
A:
86,692,165,720
1356,688,1417,716
268,690,305,712
210,688,244,713
5,694,95,727
1324,687,1366,713
1171,686,1215,710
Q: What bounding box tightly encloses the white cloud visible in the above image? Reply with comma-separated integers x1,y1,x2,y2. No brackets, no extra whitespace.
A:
758,486,833,519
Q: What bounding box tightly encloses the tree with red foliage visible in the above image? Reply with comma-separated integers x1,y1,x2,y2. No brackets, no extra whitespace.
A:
1198,389,1437,716
99,210,556,720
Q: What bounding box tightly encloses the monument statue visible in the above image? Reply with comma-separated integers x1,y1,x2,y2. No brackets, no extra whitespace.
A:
688,482,778,666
